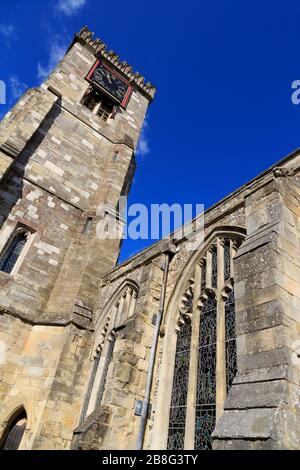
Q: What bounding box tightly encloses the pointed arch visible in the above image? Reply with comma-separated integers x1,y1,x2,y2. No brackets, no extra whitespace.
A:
0,406,27,450
164,226,246,331
79,279,140,424
95,279,140,333
151,226,246,450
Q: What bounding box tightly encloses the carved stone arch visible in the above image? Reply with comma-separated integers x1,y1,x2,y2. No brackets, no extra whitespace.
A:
150,226,246,450
0,400,32,433
95,279,140,329
221,279,234,301
165,226,246,332
93,320,109,358
199,287,216,310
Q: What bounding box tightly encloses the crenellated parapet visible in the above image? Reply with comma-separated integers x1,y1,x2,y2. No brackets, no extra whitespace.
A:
72,26,156,101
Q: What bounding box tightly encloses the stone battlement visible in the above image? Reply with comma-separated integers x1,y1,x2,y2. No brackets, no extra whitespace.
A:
71,26,156,101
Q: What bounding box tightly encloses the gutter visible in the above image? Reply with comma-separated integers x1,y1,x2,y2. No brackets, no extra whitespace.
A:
136,244,176,450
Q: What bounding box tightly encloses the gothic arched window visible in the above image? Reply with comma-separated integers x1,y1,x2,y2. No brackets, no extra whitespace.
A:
166,235,242,450
167,319,192,450
0,227,32,275
80,283,139,422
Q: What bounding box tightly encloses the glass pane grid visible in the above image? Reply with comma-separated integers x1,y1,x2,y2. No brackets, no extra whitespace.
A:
201,262,206,292
167,321,192,450
224,243,231,281
0,233,27,274
225,289,237,392
211,247,217,288
195,296,217,450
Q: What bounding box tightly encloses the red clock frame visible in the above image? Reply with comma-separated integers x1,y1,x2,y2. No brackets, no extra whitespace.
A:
86,60,132,108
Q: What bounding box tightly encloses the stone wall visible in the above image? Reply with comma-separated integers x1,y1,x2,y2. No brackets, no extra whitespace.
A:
0,27,153,450
73,150,300,451
213,157,300,449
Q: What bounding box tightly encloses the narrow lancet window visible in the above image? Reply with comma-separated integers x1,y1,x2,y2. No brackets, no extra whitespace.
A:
195,295,217,450
225,289,237,392
0,228,31,275
167,319,192,450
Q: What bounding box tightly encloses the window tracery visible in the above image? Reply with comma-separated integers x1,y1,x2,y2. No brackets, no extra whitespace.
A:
167,234,242,450
80,283,139,421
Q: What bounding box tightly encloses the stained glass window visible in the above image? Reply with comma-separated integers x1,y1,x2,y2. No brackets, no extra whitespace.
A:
167,237,239,450
224,242,231,281
167,319,192,450
225,289,237,392
195,296,217,450
0,230,28,274
211,247,218,288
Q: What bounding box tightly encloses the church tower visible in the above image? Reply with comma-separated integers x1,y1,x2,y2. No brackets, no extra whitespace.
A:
0,27,155,450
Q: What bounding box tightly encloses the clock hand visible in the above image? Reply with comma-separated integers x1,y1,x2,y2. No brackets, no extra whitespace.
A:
105,71,112,84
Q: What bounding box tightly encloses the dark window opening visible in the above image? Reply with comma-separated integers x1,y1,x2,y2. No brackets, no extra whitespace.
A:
81,88,101,111
0,228,31,275
81,87,115,121
97,98,114,121
82,217,93,235
0,409,27,450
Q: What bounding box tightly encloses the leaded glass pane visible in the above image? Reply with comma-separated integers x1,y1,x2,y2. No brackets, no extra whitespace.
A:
225,289,237,393
195,296,217,450
0,232,27,274
224,242,230,281
195,406,216,451
167,320,192,450
211,247,217,288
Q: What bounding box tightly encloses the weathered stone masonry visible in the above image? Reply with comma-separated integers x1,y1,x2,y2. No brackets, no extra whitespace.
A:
0,27,155,449
0,26,300,451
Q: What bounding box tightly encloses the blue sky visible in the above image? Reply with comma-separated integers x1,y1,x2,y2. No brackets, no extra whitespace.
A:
0,0,300,262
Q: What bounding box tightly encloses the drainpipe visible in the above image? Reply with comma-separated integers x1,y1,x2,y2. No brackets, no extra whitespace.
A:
136,244,176,450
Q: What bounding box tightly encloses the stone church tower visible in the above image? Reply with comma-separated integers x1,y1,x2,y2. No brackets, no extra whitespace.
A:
0,27,300,451
0,27,155,450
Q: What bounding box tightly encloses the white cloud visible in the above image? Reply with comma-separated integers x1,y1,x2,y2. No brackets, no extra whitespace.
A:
37,39,68,81
136,118,150,158
57,0,87,16
9,76,27,101
0,24,16,39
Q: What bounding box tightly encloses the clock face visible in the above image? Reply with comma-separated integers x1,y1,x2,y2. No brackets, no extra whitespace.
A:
87,61,130,105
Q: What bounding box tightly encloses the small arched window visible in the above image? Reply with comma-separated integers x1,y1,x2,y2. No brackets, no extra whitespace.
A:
0,226,33,275
79,283,139,423
0,408,27,450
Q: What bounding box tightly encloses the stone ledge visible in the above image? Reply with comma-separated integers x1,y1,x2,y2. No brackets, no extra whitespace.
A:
0,305,94,331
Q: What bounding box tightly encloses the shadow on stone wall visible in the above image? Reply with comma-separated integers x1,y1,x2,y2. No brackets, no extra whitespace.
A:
0,98,62,228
